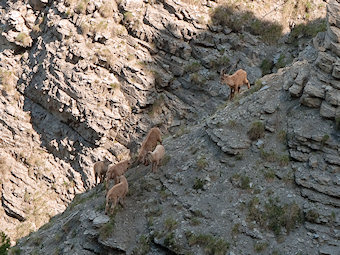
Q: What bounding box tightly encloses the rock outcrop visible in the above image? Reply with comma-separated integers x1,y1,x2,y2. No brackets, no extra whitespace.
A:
284,0,340,121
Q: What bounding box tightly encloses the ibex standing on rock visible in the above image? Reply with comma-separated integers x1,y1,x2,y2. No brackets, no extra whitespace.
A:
93,159,111,185
105,175,129,215
138,127,162,166
220,68,250,99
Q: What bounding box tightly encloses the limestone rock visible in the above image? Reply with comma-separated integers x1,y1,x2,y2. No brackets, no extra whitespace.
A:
325,88,340,106
303,80,325,99
315,52,336,73
289,83,304,97
301,96,322,108
327,25,340,44
332,60,340,79
320,101,336,118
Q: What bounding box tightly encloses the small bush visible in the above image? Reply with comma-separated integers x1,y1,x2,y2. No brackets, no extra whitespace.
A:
163,232,180,252
278,155,290,166
275,54,286,69
321,134,329,146
75,0,89,14
248,197,304,236
186,232,229,255
265,199,304,236
15,33,31,46
0,232,10,255
190,217,201,226
196,156,208,170
240,175,251,189
289,19,327,43
260,59,273,75
0,69,14,93
8,247,21,255
110,83,120,90
231,223,240,237
248,121,265,141
235,152,244,161
263,169,275,181
185,61,201,73
210,5,283,43
260,149,290,166
210,56,229,69
254,241,269,252
335,117,340,130
99,217,115,240
190,72,206,86
305,209,319,223
132,235,150,255
164,217,178,231
277,130,287,144
193,178,205,190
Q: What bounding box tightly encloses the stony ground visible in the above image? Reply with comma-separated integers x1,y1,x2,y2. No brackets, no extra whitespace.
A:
0,0,339,254
13,66,339,255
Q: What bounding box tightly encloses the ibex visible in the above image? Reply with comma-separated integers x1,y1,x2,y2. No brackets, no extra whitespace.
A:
220,68,250,99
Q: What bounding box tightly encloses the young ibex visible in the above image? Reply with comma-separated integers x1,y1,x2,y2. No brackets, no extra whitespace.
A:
138,127,162,166
146,144,165,173
93,159,111,185
105,159,130,192
105,175,128,215
220,68,250,99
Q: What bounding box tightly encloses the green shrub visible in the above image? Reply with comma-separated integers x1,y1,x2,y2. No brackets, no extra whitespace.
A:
164,217,178,231
186,232,229,255
263,169,275,181
254,241,269,252
132,235,150,255
289,19,326,44
231,223,240,237
99,217,115,240
8,247,21,255
210,5,283,44
0,232,10,255
260,59,273,75
275,54,286,69
193,178,205,190
305,209,319,223
15,33,31,46
210,56,230,69
277,130,287,144
196,156,208,170
247,197,304,236
190,73,206,86
185,61,201,73
240,175,251,189
248,121,265,141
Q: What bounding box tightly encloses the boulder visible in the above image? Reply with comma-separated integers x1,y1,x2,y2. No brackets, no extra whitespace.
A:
332,61,340,79
320,101,336,118
303,80,325,98
325,88,340,106
315,52,335,73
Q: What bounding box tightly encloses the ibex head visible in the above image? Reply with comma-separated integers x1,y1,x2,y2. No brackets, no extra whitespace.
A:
220,68,225,77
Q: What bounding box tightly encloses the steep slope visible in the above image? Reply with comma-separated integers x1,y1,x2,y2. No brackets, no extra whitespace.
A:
13,58,339,255
0,0,336,251
11,1,340,253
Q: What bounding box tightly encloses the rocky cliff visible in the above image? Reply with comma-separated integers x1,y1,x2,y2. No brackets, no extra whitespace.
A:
0,0,339,254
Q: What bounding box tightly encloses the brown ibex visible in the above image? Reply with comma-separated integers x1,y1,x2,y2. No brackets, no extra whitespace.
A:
220,68,250,99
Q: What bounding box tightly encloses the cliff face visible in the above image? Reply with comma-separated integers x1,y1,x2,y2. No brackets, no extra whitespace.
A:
0,0,339,254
